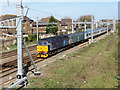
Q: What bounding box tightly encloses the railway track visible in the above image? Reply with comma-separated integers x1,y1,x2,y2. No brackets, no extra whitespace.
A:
0,45,37,59
0,31,111,88
0,41,89,87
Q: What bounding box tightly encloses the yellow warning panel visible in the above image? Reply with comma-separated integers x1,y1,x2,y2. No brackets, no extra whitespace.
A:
37,46,48,52
41,54,48,58
37,54,40,57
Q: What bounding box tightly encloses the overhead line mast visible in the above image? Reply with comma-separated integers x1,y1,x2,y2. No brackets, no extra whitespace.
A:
91,16,94,43
16,0,23,79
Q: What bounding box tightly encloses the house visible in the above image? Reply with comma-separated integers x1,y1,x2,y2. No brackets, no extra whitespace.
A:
0,14,34,35
32,17,61,34
61,18,72,30
32,17,73,34
23,16,34,34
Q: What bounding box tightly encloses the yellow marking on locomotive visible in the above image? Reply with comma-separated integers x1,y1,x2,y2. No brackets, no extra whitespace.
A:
37,45,48,58
37,46,48,52
41,54,48,58
37,54,40,57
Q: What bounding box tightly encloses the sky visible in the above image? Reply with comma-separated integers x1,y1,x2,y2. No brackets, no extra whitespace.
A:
0,0,119,21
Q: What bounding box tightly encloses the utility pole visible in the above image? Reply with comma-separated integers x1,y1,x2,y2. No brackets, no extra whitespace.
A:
84,20,87,31
91,16,94,43
37,17,39,42
16,0,23,79
72,19,74,33
7,0,40,89
96,21,98,29
113,18,116,32
107,20,109,36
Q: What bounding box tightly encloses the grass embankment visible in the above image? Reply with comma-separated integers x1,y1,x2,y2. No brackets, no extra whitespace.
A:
28,31,118,88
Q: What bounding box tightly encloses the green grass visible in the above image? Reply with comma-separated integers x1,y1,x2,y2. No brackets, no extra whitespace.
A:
28,31,118,88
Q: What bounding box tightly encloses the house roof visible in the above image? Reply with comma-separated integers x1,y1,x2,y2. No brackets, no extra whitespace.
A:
100,19,113,22
61,18,72,23
0,14,17,21
61,23,68,26
23,16,34,23
0,14,34,23
39,17,60,23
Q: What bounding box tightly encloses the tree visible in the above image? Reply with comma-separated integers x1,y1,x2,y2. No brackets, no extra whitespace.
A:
46,16,58,35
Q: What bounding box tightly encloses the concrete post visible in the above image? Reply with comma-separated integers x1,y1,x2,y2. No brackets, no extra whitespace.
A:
37,17,38,42
91,16,94,43
72,20,74,33
84,20,87,31
96,21,98,29
107,20,109,35
113,19,116,32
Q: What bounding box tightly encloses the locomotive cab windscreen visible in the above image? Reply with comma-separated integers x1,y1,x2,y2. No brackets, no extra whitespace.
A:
38,40,48,45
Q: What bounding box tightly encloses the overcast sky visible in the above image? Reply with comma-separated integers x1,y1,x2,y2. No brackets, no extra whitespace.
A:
0,0,119,21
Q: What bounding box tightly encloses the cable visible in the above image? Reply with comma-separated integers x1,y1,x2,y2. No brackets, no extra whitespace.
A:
29,8,69,18
7,0,9,6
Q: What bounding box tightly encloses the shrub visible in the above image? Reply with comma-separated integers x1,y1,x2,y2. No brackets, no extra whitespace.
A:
28,34,33,42
25,37,28,42
28,33,39,42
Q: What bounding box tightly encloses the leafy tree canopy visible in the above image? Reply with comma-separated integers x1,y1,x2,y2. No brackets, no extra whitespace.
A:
46,16,58,35
49,16,56,22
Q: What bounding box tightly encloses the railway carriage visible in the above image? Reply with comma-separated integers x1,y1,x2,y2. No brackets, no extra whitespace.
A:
68,32,84,44
84,27,108,39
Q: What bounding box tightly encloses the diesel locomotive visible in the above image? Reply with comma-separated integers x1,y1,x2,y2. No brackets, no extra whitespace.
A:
37,27,111,58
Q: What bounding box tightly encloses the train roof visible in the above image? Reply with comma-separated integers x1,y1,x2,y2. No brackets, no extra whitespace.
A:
39,34,69,42
67,32,84,36
83,28,106,34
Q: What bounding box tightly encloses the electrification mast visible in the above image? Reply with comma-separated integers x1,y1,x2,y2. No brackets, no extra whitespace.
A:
37,17,39,42
72,19,74,33
16,0,23,79
84,20,87,31
91,16,94,43
107,20,109,35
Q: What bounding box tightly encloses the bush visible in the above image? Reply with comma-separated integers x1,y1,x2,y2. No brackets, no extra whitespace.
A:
28,33,39,42
28,34,33,42
25,37,28,42
33,33,37,41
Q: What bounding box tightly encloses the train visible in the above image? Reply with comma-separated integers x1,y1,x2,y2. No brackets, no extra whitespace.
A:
37,27,111,58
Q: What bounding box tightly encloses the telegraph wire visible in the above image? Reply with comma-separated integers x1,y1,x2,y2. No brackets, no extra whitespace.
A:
29,7,70,19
